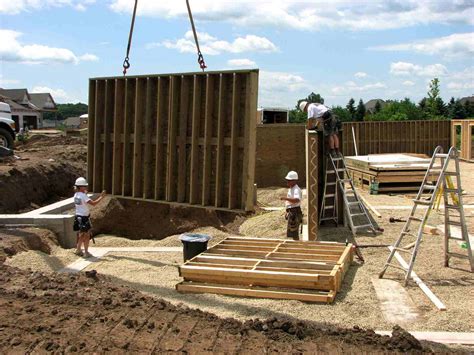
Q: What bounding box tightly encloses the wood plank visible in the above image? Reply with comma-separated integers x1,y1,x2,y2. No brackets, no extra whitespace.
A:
87,79,96,187
93,80,105,192
154,77,166,200
215,74,226,207
177,75,190,203
194,255,337,269
228,74,239,209
166,76,179,201
242,71,258,211
176,282,334,303
112,79,125,195
202,74,214,205
102,79,115,192
122,78,136,196
143,78,157,199
132,78,147,198
190,75,202,204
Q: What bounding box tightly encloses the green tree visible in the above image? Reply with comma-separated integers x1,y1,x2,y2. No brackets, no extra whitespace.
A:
331,105,351,122
355,99,366,121
447,98,467,119
43,103,88,121
426,78,446,117
374,100,382,113
346,98,356,121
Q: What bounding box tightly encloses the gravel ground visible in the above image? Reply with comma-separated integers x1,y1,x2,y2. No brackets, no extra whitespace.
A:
4,247,77,273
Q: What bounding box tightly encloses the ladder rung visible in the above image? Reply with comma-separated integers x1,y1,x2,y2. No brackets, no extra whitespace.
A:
347,202,360,206
320,217,337,222
385,263,407,272
331,157,343,161
444,172,458,176
350,213,366,217
401,232,418,238
353,224,372,229
344,189,355,194
413,199,431,206
435,153,448,158
444,188,459,194
324,205,334,209
445,204,460,210
326,182,336,186
327,170,336,174
447,236,463,241
340,179,352,183
324,194,335,198
447,252,470,260
393,247,412,254
408,216,423,222
422,185,436,190
447,221,464,227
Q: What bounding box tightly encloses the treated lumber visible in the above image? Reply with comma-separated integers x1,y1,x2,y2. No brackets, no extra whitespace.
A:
202,74,214,205
143,78,157,199
93,80,105,192
132,78,147,198
103,79,115,192
154,77,166,200
193,255,337,269
214,74,227,208
176,282,335,303
228,73,240,210
112,79,125,195
166,76,179,201
389,247,446,311
177,75,190,203
189,75,202,205
87,79,96,188
122,78,136,196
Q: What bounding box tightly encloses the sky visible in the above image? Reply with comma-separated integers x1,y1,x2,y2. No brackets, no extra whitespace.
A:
0,0,473,109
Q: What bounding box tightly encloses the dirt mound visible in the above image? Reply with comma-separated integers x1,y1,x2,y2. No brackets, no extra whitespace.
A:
0,227,58,263
16,134,86,149
0,163,83,213
91,197,245,240
0,264,453,353
239,210,287,238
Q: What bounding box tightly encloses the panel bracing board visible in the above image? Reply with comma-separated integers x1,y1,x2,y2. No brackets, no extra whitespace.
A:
88,70,259,212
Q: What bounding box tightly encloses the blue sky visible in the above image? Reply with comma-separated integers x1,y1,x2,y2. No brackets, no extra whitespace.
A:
0,0,473,108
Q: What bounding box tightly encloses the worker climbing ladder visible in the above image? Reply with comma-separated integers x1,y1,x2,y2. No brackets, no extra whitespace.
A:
320,153,377,261
379,146,474,286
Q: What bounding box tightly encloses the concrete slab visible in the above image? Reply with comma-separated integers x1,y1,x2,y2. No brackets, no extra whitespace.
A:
375,331,474,345
372,278,419,326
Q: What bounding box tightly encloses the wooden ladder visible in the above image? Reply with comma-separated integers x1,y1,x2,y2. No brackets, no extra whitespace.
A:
379,146,474,286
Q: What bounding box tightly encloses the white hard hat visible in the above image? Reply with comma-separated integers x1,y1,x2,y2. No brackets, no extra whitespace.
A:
299,101,308,112
285,171,298,180
75,177,88,186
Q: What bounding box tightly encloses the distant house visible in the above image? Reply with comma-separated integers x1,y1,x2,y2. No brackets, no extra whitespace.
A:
257,107,289,124
364,99,386,114
0,88,57,131
459,95,474,106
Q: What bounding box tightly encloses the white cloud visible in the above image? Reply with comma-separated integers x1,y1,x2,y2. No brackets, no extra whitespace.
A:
354,72,367,78
0,0,96,14
79,53,99,61
227,59,257,67
109,1,474,31
370,32,474,59
446,67,474,92
331,81,387,95
259,71,311,107
403,80,415,86
0,75,20,86
0,29,99,65
154,31,277,55
390,62,448,77
32,86,70,103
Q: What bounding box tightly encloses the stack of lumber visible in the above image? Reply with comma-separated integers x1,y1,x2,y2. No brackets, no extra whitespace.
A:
176,237,353,303
345,154,438,192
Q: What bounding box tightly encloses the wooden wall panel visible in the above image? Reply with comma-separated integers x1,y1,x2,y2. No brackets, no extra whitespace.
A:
88,70,259,212
341,120,450,156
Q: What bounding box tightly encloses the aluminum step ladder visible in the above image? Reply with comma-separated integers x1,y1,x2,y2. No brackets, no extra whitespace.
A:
320,153,377,261
379,146,474,286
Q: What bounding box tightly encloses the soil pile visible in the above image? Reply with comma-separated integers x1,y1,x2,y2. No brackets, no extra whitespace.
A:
91,197,245,240
0,227,58,263
0,264,454,353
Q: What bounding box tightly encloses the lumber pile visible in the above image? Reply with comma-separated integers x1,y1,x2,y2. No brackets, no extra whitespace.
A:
176,237,353,303
345,154,438,193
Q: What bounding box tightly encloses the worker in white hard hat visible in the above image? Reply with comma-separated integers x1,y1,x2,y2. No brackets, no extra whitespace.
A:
300,100,342,157
73,177,106,258
280,171,303,240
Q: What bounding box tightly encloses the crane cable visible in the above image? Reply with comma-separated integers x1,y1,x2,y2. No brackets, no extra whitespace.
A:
185,0,207,71
122,0,139,76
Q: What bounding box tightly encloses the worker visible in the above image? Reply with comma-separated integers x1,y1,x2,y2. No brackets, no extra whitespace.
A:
73,177,106,258
300,101,341,157
280,171,303,240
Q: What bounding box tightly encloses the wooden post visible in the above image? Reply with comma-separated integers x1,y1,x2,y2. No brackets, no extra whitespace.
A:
306,130,318,241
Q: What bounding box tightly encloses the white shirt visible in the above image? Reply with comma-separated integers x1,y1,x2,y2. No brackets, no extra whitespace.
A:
286,184,302,208
74,192,91,216
307,103,329,120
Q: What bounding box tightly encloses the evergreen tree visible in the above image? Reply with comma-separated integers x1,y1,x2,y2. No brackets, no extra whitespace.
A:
346,98,356,121
355,99,366,121
374,100,382,113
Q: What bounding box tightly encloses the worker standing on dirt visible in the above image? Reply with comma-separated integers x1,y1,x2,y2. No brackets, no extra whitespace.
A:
300,101,341,157
73,177,106,258
280,171,303,240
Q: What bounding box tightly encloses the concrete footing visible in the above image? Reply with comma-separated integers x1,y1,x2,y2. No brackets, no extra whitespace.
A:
0,194,97,248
